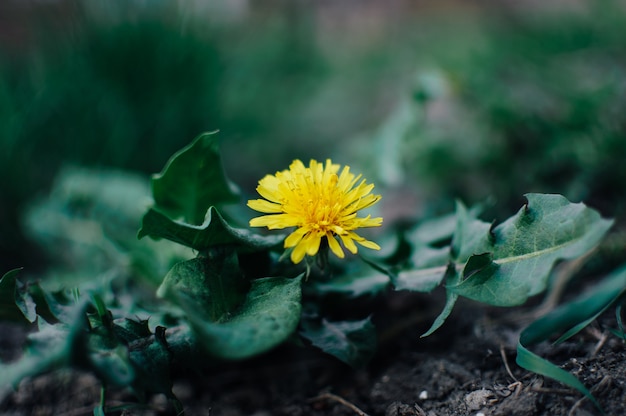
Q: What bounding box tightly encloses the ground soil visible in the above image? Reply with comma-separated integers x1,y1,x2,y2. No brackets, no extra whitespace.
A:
1,290,624,416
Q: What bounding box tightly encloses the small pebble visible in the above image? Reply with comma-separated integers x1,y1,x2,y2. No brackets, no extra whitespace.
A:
418,390,428,400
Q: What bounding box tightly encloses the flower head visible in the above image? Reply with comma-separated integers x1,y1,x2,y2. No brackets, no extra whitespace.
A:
248,159,383,264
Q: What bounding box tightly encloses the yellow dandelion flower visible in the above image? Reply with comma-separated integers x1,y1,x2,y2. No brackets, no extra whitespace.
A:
247,159,383,264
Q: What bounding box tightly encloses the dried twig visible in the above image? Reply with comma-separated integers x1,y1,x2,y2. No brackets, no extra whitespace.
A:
500,343,519,383
587,326,609,357
535,249,596,317
309,392,370,416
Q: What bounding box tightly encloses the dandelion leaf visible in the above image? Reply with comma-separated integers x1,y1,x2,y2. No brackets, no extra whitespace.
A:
300,317,377,368
138,206,284,252
450,194,613,306
184,275,303,360
0,268,36,323
312,272,390,298
157,248,249,322
151,132,239,225
393,201,485,292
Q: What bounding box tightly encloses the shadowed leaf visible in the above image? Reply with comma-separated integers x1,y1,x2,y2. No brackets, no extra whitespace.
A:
138,206,284,252
185,275,303,360
0,269,36,324
300,317,377,368
151,132,239,225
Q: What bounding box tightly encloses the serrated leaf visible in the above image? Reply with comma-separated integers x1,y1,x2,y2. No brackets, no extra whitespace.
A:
151,132,240,225
78,299,176,396
126,327,174,396
157,248,248,322
0,268,37,323
138,206,284,252
186,275,303,360
515,265,626,412
450,194,613,306
1,302,90,392
300,317,377,368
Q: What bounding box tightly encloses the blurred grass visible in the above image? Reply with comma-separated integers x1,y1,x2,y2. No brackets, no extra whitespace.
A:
2,0,626,271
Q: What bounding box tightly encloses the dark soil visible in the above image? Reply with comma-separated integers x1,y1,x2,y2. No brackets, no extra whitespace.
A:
1,291,624,416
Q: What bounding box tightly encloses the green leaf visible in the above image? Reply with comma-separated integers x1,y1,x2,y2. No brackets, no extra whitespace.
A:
313,273,390,298
516,343,599,410
186,275,303,360
451,194,613,306
1,301,90,391
126,326,174,396
450,200,493,262
393,201,482,292
300,317,377,368
393,264,448,292
516,264,626,412
76,299,178,397
312,260,391,298
406,211,457,246
138,206,284,252
157,248,249,322
421,265,460,337
151,132,240,225
405,194,613,336
0,268,36,323
520,265,626,346
392,244,449,292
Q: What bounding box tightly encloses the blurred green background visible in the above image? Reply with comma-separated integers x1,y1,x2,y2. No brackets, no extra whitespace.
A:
1,0,625,273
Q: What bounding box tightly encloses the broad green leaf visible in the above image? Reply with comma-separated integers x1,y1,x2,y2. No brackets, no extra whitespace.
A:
151,132,239,225
300,317,377,368
406,194,612,336
516,265,626,412
451,194,613,306
157,248,248,322
186,275,303,360
0,268,36,323
138,206,284,252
